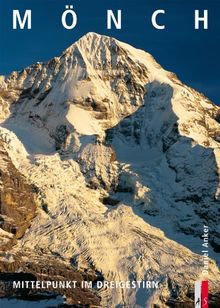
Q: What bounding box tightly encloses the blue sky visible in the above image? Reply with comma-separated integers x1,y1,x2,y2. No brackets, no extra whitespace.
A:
0,0,219,104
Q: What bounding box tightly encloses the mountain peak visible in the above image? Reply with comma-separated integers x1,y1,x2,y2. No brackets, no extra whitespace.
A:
65,32,116,51
76,32,117,45
79,31,107,40
61,32,163,83
63,32,123,60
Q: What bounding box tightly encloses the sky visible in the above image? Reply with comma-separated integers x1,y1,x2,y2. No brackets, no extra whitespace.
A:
0,0,219,104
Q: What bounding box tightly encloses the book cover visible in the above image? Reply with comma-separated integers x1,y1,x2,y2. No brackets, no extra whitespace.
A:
0,1,219,307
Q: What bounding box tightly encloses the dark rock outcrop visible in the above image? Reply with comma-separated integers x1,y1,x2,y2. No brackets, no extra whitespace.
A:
0,250,101,307
0,142,37,239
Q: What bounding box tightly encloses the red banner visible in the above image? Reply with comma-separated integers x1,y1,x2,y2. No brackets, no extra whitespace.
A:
201,281,208,308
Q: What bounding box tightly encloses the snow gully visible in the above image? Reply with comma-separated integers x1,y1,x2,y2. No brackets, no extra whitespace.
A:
12,7,209,30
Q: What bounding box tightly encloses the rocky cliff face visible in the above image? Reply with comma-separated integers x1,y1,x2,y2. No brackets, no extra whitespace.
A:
0,249,101,306
0,33,219,307
0,141,37,239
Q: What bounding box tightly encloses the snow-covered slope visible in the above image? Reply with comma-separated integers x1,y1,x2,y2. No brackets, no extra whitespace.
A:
0,32,220,307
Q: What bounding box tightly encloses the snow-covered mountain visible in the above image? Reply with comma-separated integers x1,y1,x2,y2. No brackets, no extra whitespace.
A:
0,32,220,307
